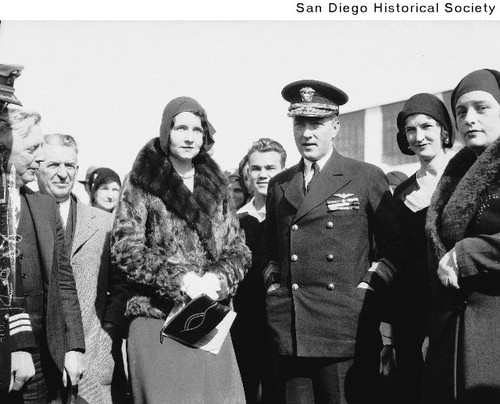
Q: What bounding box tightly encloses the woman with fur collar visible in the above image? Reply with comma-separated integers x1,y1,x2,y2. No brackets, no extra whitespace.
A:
422,69,500,404
111,96,251,403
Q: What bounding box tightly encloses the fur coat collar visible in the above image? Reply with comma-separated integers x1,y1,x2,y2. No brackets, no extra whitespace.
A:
128,138,228,261
427,136,500,261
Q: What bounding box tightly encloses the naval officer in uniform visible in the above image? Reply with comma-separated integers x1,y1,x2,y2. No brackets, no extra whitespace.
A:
263,80,405,403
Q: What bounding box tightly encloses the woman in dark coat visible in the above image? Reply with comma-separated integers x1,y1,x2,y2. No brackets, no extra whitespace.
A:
111,96,251,403
390,93,454,404
423,69,500,404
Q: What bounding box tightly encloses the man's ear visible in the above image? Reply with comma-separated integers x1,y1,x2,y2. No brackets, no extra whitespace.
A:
331,119,340,140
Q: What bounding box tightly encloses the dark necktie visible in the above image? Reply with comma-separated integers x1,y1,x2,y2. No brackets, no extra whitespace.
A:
306,162,319,194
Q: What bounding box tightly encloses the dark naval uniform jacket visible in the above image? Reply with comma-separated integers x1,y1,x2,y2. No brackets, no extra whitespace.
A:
263,149,405,358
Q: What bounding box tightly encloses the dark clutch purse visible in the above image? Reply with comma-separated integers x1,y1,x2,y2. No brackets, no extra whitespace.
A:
160,294,231,347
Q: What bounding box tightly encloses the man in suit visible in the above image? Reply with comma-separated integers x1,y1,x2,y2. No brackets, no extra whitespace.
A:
0,107,85,403
36,133,127,403
263,80,405,404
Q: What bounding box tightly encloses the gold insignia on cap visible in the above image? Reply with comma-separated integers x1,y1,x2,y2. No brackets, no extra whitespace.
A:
300,87,315,102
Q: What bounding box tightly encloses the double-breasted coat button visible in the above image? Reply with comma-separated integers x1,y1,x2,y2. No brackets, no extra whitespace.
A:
327,283,335,290
291,254,298,262
292,283,299,291
327,254,334,261
291,224,299,231
326,221,334,229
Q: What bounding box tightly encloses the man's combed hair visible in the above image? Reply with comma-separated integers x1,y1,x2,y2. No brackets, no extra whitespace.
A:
246,137,287,168
0,106,42,140
44,133,79,154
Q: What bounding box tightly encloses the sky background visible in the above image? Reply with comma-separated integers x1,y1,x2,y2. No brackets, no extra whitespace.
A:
1,20,500,199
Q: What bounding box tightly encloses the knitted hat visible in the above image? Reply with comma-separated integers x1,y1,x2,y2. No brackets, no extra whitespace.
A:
159,96,215,155
396,93,453,155
451,69,500,117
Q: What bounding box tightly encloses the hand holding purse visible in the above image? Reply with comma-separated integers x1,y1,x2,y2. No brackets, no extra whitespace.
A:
160,294,234,352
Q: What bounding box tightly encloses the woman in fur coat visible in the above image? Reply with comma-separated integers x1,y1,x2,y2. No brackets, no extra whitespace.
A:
111,96,251,404
423,69,500,404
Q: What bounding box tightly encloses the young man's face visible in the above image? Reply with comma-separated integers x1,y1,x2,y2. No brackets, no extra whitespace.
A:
248,150,284,199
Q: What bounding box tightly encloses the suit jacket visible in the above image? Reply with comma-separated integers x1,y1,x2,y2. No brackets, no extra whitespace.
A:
263,149,405,358
18,188,85,370
70,199,117,402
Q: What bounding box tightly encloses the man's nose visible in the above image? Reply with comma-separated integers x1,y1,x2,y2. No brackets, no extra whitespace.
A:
34,148,44,163
57,165,69,178
303,126,315,138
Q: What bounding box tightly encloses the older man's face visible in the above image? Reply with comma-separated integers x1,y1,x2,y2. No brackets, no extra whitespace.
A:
293,115,339,161
37,144,79,203
8,124,44,187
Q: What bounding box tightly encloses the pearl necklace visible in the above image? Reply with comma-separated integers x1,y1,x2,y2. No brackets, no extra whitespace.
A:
177,168,195,180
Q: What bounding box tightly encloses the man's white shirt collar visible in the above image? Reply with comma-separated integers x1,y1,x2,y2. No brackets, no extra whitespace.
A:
58,197,71,229
237,197,266,223
303,148,333,184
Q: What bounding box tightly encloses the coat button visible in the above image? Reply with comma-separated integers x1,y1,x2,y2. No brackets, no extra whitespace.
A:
327,283,335,290
291,224,299,231
291,254,298,262
327,254,334,261
326,221,334,229
22,273,27,279
292,283,299,291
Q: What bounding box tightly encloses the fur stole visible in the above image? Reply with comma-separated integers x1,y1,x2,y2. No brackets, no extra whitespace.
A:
129,138,228,261
426,136,500,263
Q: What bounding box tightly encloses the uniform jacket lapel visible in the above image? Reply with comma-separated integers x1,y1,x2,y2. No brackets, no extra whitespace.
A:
71,199,98,258
23,190,54,277
294,150,351,222
281,161,305,212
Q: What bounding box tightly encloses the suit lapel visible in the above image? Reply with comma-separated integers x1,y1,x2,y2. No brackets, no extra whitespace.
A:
294,151,351,222
281,162,305,212
71,201,97,257
23,190,54,276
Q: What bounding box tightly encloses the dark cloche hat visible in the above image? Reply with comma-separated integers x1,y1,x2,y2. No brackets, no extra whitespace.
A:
0,64,24,107
282,79,349,118
396,93,453,156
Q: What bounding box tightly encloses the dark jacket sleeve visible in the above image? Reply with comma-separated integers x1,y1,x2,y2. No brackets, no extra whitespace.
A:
103,260,133,337
456,233,500,277
361,166,407,289
2,263,36,352
261,176,281,290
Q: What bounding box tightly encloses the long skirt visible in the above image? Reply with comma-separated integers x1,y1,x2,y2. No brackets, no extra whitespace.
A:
127,317,245,404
